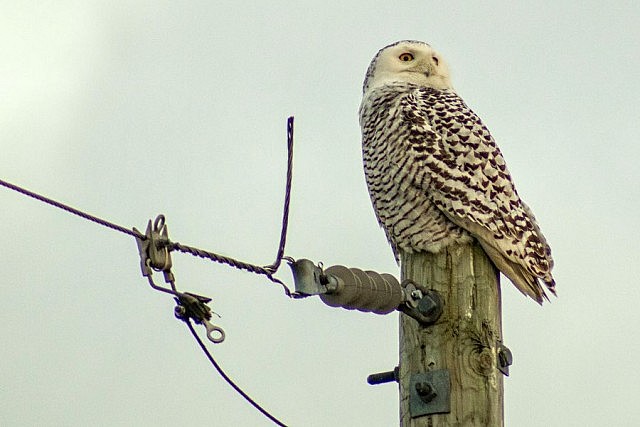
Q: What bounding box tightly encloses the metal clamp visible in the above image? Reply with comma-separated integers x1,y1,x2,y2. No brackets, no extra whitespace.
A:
399,281,444,326
287,258,327,296
175,292,225,344
134,215,225,344
134,215,172,276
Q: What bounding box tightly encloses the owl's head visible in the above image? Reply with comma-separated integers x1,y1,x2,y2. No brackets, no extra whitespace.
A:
362,40,452,94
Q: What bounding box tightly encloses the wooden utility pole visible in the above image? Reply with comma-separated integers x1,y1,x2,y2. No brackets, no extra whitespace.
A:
399,240,504,426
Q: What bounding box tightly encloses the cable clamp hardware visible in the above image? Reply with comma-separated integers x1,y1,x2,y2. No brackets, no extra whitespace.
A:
175,292,225,344
134,214,224,344
134,214,172,279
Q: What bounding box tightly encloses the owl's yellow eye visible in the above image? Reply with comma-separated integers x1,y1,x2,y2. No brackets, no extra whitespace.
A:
399,53,414,62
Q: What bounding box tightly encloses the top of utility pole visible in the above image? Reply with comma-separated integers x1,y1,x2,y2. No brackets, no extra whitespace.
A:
399,241,506,426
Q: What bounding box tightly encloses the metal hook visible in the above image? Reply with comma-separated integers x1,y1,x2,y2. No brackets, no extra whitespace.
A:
153,214,166,231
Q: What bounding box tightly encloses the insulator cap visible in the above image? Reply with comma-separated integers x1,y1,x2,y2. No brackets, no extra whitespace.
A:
319,265,402,314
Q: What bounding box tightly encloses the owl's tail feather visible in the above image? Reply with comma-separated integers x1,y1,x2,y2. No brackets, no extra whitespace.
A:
477,240,550,304
443,212,555,304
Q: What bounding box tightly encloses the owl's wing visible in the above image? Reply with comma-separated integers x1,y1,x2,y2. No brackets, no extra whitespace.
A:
390,87,555,302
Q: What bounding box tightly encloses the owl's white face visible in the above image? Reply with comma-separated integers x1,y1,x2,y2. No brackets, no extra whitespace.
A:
363,41,452,93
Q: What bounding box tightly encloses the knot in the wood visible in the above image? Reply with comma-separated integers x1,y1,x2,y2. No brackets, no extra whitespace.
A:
472,347,495,376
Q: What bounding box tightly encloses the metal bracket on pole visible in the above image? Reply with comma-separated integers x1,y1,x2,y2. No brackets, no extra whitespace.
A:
409,370,451,418
399,280,444,326
497,340,513,376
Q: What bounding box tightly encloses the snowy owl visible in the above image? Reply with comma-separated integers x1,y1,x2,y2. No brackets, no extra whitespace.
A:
359,40,556,303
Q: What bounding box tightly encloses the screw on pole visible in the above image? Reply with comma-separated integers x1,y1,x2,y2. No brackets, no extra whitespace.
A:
367,366,399,385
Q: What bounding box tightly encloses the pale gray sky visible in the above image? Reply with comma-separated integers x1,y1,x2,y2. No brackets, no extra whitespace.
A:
1,2,639,426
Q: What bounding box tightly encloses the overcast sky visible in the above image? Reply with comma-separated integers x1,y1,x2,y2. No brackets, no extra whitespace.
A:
2,2,639,426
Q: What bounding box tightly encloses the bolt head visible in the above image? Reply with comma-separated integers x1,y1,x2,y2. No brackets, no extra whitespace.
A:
416,290,443,323
418,295,438,316
415,381,437,403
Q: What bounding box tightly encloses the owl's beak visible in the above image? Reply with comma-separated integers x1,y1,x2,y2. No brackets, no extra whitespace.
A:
416,60,433,76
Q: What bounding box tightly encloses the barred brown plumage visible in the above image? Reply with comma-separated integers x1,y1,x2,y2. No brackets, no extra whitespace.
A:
359,40,555,303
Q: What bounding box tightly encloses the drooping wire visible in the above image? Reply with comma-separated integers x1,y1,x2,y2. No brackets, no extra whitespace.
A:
1,116,297,426
185,320,288,427
0,177,294,423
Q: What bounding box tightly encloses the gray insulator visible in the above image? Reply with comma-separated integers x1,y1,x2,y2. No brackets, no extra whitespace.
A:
320,265,402,314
